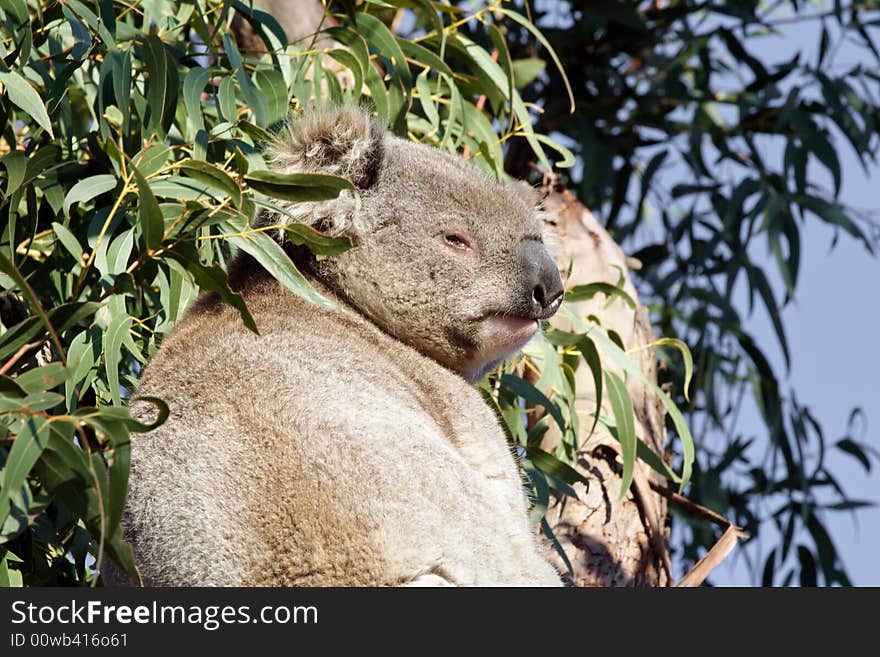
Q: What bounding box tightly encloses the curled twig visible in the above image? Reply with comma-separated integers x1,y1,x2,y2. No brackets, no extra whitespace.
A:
675,525,746,587
648,480,749,586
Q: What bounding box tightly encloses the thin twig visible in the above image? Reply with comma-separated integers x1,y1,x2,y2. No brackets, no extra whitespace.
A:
648,480,749,586
0,340,44,375
676,525,746,587
648,479,744,531
631,462,674,582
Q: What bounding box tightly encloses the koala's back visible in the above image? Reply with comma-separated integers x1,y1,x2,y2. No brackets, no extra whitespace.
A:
125,278,559,586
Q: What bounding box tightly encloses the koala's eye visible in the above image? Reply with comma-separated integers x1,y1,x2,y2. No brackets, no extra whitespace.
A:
443,232,473,252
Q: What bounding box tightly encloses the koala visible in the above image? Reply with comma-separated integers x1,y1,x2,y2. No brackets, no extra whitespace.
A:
121,106,564,586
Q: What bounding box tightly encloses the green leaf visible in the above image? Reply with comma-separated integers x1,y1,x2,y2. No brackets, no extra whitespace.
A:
51,222,84,261
397,38,454,77
244,170,356,202
166,242,257,333
499,373,566,436
800,196,873,253
836,438,872,472
0,392,63,413
650,337,695,402
352,14,412,93
525,446,590,488
183,66,212,138
1,0,28,25
281,224,352,256
218,219,334,309
96,229,134,278
582,321,695,492
0,251,65,362
229,0,288,48
255,69,289,127
451,33,550,168
565,282,636,309
352,12,411,127
148,177,228,203
637,438,681,484
326,48,365,99
65,329,98,407
460,99,504,179
236,69,268,128
66,0,115,48
494,7,575,112
0,548,23,587
142,34,177,137
63,174,117,218
325,27,372,87
0,71,54,138
805,131,842,196
0,417,50,530
178,160,242,208
415,69,440,130
540,517,574,577
822,500,875,511
797,545,818,586
364,63,390,124
103,313,131,406
604,370,637,500
487,22,515,103
1,151,27,195
746,264,790,370
106,49,131,122
33,431,141,584
134,144,172,178
15,362,68,394
512,58,546,88
105,433,130,541
125,396,170,433
575,334,603,438
222,33,243,69
130,161,164,250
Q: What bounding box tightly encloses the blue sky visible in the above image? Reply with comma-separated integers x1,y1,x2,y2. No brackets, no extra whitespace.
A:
548,6,880,584
716,192,880,586
708,15,880,585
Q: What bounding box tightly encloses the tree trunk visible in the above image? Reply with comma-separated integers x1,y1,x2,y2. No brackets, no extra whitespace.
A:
231,0,336,53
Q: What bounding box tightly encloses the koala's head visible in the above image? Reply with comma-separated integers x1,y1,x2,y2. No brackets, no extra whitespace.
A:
261,106,563,382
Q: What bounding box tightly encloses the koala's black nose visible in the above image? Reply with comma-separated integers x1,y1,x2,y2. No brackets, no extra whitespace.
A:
519,240,564,320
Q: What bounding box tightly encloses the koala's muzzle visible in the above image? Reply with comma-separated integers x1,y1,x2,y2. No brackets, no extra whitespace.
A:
518,240,564,320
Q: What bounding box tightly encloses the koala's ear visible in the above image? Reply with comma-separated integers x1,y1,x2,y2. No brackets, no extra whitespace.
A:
510,180,543,209
511,180,560,256
268,106,384,190
257,106,385,238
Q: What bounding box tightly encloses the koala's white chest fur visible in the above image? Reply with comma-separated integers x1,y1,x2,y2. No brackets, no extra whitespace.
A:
124,281,561,587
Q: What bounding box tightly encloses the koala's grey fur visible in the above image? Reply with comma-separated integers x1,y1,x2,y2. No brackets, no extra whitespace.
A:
122,107,563,586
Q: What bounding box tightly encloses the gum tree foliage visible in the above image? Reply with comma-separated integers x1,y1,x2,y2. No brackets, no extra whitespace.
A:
0,0,696,585
481,0,880,585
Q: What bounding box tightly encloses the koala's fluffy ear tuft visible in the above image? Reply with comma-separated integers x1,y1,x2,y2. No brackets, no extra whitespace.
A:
257,106,385,238
268,105,384,189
